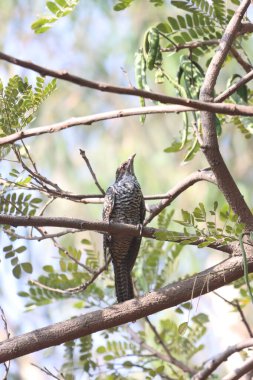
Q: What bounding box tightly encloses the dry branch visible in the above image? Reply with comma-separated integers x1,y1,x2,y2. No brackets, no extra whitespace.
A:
193,338,253,380
145,169,217,225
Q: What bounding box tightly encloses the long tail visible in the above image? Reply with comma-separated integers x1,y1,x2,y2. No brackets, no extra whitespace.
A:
113,261,134,303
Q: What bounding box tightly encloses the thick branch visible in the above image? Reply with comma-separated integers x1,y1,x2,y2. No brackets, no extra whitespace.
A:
0,253,252,363
199,0,253,230
193,338,253,380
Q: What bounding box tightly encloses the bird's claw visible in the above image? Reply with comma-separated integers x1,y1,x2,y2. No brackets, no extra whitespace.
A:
137,223,143,236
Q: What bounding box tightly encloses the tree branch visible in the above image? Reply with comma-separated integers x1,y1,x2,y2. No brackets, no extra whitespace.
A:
0,214,234,254
214,292,253,338
144,316,194,375
214,68,253,103
79,149,105,195
145,168,217,225
223,355,253,380
199,0,253,230
1,103,253,148
0,252,252,363
193,338,253,380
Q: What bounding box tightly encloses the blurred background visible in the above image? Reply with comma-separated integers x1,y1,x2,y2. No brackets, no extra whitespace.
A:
0,0,253,378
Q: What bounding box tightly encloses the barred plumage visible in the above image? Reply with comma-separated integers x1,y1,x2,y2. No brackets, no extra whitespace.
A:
103,154,145,303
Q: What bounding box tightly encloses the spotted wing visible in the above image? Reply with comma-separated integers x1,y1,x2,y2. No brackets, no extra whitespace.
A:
102,186,115,264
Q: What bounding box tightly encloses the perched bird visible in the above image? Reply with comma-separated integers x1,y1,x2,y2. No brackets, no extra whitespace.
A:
103,154,145,303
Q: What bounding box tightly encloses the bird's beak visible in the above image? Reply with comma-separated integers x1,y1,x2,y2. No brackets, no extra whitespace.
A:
127,154,136,174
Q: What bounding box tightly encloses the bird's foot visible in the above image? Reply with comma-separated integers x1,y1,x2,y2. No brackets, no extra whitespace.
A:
137,223,143,236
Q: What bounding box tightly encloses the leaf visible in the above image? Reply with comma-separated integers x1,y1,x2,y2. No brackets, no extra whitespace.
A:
192,313,209,324
46,1,61,14
181,302,192,310
13,264,22,279
43,265,54,273
97,346,106,354
15,246,27,253
31,18,52,30
3,245,13,252
123,361,133,368
21,262,33,273
178,322,188,335
164,140,182,153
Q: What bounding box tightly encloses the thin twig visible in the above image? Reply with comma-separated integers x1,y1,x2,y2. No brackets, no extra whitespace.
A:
4,227,81,241
223,355,253,380
79,149,105,195
126,325,191,373
31,363,64,380
52,238,97,274
30,262,108,294
193,338,253,380
0,307,10,380
145,316,194,375
214,68,253,103
145,168,217,225
230,46,253,73
213,292,253,338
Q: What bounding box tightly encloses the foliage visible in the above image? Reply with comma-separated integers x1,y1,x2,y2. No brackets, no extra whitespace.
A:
31,0,79,33
173,201,245,247
133,0,252,162
113,0,165,11
1,0,253,379
0,75,56,151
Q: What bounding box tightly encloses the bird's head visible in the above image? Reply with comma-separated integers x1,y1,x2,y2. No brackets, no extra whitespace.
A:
115,154,136,180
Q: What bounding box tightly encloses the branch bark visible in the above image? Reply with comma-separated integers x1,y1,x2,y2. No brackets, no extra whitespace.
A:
0,214,234,254
0,252,251,363
199,0,253,230
145,169,217,225
193,338,253,380
223,356,253,380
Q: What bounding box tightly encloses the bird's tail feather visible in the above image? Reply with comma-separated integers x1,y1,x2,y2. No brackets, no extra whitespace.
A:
113,262,134,303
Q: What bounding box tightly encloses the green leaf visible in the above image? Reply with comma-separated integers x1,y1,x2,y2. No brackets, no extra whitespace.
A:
15,246,27,253
123,361,133,368
97,346,106,354
31,18,52,30
181,302,192,310
113,0,134,11
164,140,182,153
46,1,61,14
178,322,188,335
3,245,13,252
156,365,165,374
13,264,22,279
5,251,15,259
31,197,42,204
104,354,114,361
192,313,209,324
167,16,179,30
55,0,68,6
18,291,29,297
21,262,33,273
43,265,54,273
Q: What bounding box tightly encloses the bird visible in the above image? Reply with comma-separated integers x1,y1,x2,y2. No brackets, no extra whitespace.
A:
103,154,145,303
